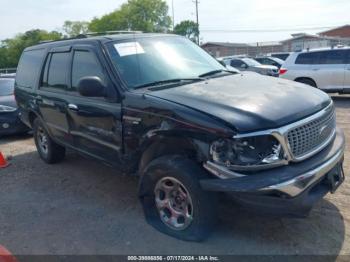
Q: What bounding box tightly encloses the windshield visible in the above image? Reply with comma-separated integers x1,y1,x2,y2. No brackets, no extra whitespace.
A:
106,36,225,89
0,79,15,96
242,58,261,67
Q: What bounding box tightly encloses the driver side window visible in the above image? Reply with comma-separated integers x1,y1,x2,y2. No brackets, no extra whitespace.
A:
230,59,245,68
70,50,106,92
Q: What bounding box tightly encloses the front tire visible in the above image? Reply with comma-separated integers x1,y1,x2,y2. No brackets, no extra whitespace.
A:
33,118,66,164
296,78,317,88
139,155,218,242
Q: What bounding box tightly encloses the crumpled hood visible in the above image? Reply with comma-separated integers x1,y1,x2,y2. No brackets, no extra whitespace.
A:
148,73,331,133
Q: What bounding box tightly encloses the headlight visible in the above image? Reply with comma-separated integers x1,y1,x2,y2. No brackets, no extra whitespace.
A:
0,105,17,112
210,135,286,171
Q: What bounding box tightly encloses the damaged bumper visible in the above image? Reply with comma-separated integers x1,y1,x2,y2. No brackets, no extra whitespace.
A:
201,128,346,217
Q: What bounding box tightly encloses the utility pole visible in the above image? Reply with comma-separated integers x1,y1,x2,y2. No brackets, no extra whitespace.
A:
194,0,200,45
172,0,175,30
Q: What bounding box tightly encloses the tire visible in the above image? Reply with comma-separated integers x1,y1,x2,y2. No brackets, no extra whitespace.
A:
33,118,66,164
296,78,317,88
139,155,218,242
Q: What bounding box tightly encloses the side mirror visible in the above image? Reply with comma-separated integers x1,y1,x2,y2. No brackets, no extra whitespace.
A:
241,64,248,69
77,76,106,97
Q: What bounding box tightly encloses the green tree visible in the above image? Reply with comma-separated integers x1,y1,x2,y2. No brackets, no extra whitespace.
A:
174,20,199,42
1,29,62,67
63,21,89,37
89,0,172,33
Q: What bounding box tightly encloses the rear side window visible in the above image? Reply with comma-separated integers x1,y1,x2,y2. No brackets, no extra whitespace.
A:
71,51,105,92
230,59,244,68
318,50,346,64
16,49,45,88
295,52,320,65
42,52,70,91
345,50,350,64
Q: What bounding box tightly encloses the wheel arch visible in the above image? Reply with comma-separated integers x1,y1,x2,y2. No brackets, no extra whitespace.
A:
294,77,318,88
28,110,39,127
138,136,209,176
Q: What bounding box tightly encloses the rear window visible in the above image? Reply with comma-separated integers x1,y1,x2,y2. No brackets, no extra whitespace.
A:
16,49,45,88
295,52,320,65
0,79,15,96
42,52,70,91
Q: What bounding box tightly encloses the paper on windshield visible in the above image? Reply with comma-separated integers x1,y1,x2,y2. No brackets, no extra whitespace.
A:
114,42,145,57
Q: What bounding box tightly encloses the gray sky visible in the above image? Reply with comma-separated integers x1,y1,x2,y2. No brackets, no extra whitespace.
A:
0,0,349,43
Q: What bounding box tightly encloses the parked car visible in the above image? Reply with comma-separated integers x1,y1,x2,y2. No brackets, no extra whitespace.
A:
268,52,291,61
0,76,29,136
222,57,279,77
280,47,350,93
15,34,345,241
254,56,284,69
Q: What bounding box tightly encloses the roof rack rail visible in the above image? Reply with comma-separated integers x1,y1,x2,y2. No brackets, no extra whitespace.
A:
85,30,143,36
37,30,143,45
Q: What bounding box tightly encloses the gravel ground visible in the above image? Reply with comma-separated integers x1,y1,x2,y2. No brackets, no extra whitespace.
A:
0,95,349,257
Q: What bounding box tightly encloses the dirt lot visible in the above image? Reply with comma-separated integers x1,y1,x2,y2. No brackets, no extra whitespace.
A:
0,96,350,257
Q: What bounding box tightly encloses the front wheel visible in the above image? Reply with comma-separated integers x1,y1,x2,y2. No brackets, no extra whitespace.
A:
139,155,218,242
296,78,317,88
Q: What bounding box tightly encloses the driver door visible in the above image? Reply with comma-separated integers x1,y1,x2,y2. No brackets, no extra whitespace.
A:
65,45,123,165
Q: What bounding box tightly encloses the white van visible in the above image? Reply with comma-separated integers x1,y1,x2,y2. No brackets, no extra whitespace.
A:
280,47,350,93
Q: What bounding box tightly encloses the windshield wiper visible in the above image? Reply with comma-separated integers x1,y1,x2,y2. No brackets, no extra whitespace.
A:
133,78,204,90
199,69,237,78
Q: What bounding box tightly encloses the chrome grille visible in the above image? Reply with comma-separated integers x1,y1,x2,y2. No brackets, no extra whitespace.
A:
287,106,336,159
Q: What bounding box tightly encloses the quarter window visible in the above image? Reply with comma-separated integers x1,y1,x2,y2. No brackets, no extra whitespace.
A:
71,50,105,92
318,50,346,64
345,50,350,64
16,49,45,88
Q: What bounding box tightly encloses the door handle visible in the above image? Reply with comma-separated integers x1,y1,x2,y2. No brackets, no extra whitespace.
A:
68,104,79,111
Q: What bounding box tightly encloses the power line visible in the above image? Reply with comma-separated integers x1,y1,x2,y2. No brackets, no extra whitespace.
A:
200,24,350,33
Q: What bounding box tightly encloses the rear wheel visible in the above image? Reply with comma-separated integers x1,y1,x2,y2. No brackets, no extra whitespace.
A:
139,155,218,242
33,118,65,164
296,78,317,88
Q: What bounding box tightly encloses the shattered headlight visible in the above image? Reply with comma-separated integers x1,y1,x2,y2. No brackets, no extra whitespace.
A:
210,135,286,171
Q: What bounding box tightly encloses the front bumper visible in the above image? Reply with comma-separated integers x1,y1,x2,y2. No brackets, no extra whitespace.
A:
201,128,345,216
0,110,29,136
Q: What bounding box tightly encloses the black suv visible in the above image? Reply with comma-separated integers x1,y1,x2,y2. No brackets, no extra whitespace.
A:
15,34,345,241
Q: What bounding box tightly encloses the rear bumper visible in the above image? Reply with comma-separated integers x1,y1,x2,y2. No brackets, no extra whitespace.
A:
201,128,345,216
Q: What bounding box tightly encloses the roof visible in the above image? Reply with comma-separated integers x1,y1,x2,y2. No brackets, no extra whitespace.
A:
294,45,350,53
319,25,350,36
201,42,249,48
281,33,322,43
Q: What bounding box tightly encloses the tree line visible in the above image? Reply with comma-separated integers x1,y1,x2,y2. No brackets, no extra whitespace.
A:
0,0,199,69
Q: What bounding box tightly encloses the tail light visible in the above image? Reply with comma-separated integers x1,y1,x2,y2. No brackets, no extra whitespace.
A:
279,68,288,75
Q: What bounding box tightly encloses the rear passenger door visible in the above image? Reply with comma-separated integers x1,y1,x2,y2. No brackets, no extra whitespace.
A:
38,46,72,144
310,50,346,91
343,50,350,92
65,45,123,165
